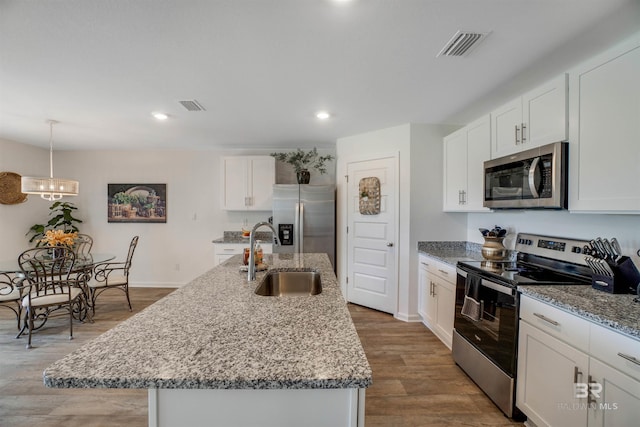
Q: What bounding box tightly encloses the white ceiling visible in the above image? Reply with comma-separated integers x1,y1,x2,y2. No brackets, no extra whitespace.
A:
1,0,639,151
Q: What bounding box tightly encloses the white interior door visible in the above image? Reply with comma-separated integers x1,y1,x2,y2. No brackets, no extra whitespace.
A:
346,156,397,314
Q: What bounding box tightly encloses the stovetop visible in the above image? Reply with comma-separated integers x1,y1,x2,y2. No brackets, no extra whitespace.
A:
457,233,593,288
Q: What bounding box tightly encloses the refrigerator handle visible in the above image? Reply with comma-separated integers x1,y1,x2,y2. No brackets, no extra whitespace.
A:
299,202,304,254
294,202,300,254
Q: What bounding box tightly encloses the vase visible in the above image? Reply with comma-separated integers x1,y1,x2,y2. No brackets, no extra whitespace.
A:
296,170,310,184
481,236,508,261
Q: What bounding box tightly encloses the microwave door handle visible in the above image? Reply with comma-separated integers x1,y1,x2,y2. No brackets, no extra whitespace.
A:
528,156,541,199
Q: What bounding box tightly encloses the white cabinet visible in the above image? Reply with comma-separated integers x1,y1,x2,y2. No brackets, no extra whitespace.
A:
568,33,640,213
214,243,273,266
221,156,275,211
443,115,491,212
418,254,456,349
491,74,568,158
517,295,640,427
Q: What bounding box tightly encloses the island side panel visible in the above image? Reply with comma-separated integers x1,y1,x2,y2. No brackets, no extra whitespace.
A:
148,387,364,427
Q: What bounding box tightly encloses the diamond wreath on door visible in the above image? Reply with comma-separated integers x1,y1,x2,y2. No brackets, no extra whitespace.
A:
359,177,380,215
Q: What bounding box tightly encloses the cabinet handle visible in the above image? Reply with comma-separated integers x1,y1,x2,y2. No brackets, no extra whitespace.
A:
244,196,253,206
617,352,640,366
461,190,466,205
587,375,596,406
573,366,582,384
458,190,463,205
515,124,521,144
421,262,429,267
223,248,236,252
533,312,560,326
521,123,527,142
438,269,449,276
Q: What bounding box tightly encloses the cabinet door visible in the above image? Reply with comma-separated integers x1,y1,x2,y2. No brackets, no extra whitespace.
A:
465,115,491,211
588,358,640,427
249,157,275,211
222,157,249,210
491,97,522,158
569,35,640,213
443,128,468,211
433,276,455,350
517,320,589,427
523,74,568,149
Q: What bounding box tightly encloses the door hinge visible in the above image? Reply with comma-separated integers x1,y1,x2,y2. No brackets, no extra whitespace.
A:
346,226,349,234
346,277,349,284
345,175,349,182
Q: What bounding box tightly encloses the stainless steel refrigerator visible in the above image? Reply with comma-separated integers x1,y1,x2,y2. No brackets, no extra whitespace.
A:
272,184,335,269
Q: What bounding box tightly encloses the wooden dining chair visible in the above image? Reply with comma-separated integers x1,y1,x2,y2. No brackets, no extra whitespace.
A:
18,246,84,349
0,272,26,330
89,236,139,313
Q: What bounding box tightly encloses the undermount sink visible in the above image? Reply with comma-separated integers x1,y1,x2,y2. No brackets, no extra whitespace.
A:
254,269,322,296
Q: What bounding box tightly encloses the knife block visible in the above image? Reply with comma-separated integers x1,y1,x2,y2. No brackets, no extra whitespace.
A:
591,256,640,294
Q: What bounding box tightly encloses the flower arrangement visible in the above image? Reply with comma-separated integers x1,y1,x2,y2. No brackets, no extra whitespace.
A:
270,147,334,174
40,229,78,247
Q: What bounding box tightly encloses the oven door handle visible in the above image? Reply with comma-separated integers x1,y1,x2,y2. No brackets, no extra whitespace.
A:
457,268,515,296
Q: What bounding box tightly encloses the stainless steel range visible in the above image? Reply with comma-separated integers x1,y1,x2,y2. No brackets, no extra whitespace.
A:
452,233,593,419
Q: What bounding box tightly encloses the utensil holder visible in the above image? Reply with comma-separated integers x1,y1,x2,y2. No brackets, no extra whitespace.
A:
591,256,640,294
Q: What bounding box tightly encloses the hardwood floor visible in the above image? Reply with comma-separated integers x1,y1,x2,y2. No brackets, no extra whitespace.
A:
1,288,523,426
349,304,524,427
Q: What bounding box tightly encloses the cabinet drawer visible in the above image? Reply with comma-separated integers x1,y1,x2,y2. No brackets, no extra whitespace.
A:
520,295,590,352
419,255,455,282
214,244,273,255
590,323,640,382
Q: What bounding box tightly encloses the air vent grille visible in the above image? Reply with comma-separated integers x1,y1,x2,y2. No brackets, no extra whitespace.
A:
179,99,206,111
437,31,488,57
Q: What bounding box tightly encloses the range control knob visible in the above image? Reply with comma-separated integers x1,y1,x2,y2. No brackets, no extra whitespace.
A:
571,246,582,254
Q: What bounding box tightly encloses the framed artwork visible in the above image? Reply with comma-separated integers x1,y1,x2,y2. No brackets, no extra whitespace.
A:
108,184,167,223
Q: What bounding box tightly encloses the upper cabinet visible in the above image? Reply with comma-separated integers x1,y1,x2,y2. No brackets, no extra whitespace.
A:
443,115,491,212
568,33,640,213
491,74,568,158
221,156,275,211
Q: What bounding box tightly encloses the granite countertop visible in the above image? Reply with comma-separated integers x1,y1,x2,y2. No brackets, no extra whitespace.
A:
519,285,640,340
417,241,486,266
43,253,372,390
212,230,274,244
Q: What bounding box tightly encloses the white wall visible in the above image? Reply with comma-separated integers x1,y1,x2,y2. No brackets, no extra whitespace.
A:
467,210,640,264
0,138,50,259
336,123,461,321
1,141,336,287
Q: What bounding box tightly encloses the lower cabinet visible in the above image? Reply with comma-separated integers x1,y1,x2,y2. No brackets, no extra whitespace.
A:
418,254,456,349
517,295,640,427
214,243,272,266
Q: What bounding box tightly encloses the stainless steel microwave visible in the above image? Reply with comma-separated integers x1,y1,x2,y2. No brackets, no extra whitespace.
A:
483,141,568,209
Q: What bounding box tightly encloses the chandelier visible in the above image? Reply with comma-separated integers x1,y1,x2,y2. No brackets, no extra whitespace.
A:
21,120,79,201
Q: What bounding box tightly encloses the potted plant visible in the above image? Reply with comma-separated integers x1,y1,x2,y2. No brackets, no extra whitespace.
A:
26,201,83,246
270,147,334,184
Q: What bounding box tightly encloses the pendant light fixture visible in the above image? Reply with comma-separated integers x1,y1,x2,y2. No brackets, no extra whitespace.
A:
21,120,79,201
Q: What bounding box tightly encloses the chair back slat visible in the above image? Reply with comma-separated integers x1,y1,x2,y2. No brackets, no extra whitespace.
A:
123,236,139,274
18,247,76,297
72,234,93,258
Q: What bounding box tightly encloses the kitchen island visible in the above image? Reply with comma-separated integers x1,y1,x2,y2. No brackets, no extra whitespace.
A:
43,253,371,427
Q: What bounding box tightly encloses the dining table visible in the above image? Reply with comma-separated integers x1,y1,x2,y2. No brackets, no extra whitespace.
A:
0,252,115,326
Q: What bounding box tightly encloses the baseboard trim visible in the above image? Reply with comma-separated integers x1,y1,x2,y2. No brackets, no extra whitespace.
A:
394,312,422,323
130,282,182,288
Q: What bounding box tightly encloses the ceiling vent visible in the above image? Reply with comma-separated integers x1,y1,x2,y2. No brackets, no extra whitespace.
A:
437,30,489,57
178,99,206,111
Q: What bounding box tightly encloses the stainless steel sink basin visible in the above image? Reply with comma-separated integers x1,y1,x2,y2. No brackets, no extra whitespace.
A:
254,269,322,296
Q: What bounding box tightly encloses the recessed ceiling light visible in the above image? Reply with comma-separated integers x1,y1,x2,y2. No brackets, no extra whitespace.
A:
152,112,169,120
316,111,331,120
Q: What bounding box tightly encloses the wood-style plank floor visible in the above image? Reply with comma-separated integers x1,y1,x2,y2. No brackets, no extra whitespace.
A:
1,288,524,426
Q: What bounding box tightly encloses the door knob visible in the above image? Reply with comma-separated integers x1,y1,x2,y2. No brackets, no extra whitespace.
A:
386,242,394,247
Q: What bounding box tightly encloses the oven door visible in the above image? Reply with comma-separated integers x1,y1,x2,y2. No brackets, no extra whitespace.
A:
454,268,518,376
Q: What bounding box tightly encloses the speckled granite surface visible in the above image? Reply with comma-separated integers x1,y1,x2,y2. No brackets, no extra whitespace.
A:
212,231,274,244
417,241,485,266
519,285,640,340
43,253,371,390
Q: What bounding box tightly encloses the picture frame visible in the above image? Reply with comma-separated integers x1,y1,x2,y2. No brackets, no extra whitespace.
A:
107,183,167,223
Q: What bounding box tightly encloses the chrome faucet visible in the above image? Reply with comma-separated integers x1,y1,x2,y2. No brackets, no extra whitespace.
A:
247,222,280,281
